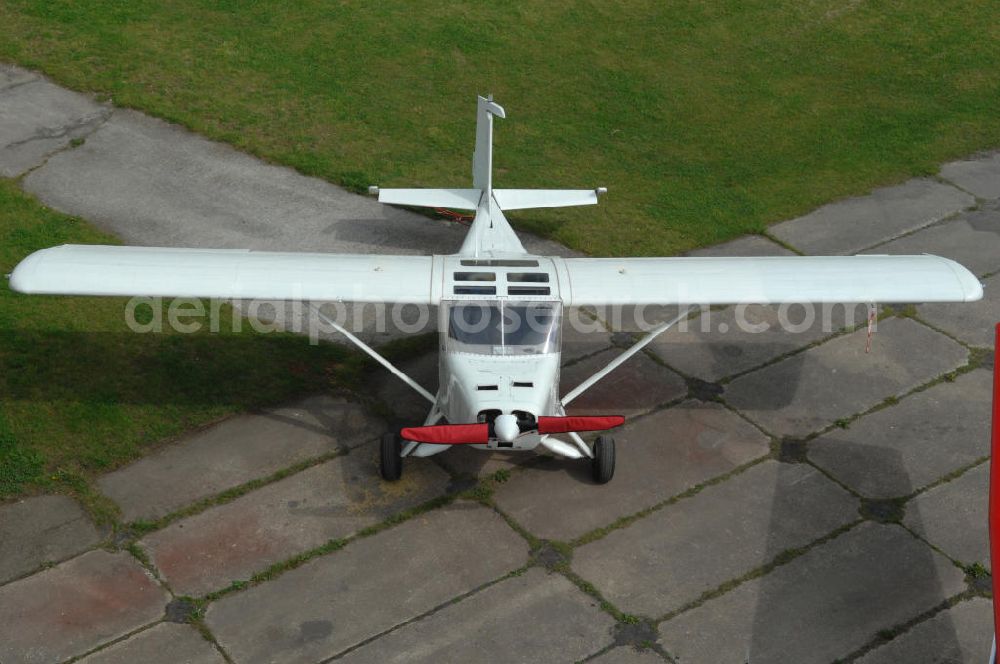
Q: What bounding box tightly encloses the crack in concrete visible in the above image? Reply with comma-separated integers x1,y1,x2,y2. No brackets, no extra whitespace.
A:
13,108,114,181
4,107,112,150
0,74,41,94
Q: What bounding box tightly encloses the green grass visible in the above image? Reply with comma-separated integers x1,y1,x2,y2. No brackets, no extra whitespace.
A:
0,180,358,501
1,1,997,256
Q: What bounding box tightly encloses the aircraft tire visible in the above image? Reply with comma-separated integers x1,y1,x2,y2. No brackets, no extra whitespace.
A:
592,435,615,484
381,432,403,481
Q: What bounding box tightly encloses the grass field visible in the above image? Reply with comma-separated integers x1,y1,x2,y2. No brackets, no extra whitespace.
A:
0,180,365,508
1,1,997,256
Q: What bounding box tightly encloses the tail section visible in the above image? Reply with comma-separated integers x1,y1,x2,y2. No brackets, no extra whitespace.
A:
369,95,605,258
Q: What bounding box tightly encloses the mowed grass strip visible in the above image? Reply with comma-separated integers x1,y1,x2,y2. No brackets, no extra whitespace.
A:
1,1,998,255
0,180,358,501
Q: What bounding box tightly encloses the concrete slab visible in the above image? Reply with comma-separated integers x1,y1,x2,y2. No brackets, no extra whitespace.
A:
941,152,1000,200
573,461,857,617
435,446,537,480
650,303,865,382
98,395,380,523
856,597,993,664
0,69,110,177
904,463,988,567
0,549,169,664
863,208,1000,277
918,253,1000,348
141,446,450,596
492,401,770,542
769,179,974,255
205,502,529,664
375,351,440,426
810,369,991,499
592,305,687,334
588,647,666,663
658,523,966,664
685,234,796,257
0,494,102,584
562,308,614,364
335,568,615,663
78,622,225,664
560,348,688,418
724,317,968,438
23,109,461,253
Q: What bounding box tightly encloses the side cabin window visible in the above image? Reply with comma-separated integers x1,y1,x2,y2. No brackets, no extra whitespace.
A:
443,301,561,356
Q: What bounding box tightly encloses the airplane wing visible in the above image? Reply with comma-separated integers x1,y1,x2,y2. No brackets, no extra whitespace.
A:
10,247,983,306
9,244,436,303
560,255,983,305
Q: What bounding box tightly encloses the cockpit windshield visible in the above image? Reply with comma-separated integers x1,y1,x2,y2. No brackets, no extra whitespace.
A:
443,301,561,356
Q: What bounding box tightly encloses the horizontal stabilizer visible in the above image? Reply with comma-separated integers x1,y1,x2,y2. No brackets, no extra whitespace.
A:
493,189,599,210
377,188,482,210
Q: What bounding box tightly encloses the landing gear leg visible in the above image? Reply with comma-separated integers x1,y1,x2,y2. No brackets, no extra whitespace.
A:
381,432,403,481
591,435,615,484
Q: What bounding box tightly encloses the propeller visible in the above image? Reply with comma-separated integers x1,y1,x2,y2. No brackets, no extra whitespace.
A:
537,415,624,434
400,423,489,444
400,415,625,444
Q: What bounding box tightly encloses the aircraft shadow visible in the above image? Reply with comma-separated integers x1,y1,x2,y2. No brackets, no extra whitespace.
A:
320,213,465,254
744,443,962,662
0,328,346,407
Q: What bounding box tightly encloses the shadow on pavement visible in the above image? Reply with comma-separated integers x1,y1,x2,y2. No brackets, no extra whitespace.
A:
747,445,961,663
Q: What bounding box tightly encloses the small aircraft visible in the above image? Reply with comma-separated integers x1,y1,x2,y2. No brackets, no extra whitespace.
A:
9,96,983,484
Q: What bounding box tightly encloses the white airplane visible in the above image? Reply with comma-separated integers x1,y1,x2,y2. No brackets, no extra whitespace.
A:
9,96,984,484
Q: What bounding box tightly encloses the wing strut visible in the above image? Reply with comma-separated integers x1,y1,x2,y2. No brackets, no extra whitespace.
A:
561,307,692,407
309,304,436,405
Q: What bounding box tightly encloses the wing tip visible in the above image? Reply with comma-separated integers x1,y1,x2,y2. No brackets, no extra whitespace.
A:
937,255,984,302
8,248,46,293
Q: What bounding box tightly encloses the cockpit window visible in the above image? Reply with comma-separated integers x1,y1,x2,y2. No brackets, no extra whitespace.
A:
443,301,561,356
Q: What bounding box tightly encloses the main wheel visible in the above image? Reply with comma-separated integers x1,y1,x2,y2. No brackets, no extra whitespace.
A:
591,435,615,484
381,432,402,481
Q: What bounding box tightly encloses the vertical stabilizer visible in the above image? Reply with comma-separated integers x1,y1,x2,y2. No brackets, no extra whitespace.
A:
473,95,505,194
462,96,524,257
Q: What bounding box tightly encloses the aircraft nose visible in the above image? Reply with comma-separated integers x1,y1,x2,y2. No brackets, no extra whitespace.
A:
494,414,520,443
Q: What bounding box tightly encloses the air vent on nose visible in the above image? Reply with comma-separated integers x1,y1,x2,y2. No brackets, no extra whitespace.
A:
455,285,496,295
512,381,534,388
507,286,550,295
461,259,539,267
454,271,496,282
507,273,549,283
477,385,499,391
